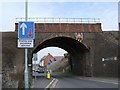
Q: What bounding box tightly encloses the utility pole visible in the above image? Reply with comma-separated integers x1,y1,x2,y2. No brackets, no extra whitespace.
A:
24,0,28,89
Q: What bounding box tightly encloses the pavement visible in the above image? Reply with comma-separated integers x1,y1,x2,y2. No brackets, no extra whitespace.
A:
32,76,54,88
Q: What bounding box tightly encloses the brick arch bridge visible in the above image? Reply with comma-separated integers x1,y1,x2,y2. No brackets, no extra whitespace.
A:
18,18,102,76
14,18,102,76
2,18,118,88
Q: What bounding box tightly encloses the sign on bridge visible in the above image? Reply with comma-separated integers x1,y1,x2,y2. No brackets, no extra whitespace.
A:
102,57,117,61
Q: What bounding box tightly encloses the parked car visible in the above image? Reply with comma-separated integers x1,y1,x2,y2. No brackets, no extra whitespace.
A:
37,68,45,73
32,66,46,77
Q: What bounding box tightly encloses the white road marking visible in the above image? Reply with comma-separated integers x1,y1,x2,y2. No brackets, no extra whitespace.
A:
52,79,58,88
45,78,56,88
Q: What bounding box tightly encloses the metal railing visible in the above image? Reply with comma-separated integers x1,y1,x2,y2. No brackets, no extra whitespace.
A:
16,18,100,23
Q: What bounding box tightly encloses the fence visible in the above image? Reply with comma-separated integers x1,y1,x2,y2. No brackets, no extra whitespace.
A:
16,18,100,23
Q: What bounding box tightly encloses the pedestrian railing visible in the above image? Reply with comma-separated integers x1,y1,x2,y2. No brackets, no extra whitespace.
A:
16,18,100,23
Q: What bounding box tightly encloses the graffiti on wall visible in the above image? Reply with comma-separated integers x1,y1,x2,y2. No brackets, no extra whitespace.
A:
75,33,83,42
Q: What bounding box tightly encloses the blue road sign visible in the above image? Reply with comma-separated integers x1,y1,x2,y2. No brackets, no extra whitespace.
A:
47,63,50,68
18,21,34,39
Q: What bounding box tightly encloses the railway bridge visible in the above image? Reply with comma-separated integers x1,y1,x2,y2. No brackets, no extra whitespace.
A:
2,18,118,88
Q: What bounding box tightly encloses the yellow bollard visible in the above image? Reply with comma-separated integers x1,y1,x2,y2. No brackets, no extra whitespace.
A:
47,73,51,79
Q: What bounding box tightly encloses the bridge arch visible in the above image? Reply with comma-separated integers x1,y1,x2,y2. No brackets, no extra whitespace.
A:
33,36,89,54
32,36,90,76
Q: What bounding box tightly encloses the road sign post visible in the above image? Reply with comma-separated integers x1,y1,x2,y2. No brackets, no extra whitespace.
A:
24,0,28,89
18,1,35,89
33,54,38,80
24,48,28,89
17,0,34,89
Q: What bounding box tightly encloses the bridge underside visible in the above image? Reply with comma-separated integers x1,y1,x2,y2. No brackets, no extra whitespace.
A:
33,36,89,54
32,37,89,76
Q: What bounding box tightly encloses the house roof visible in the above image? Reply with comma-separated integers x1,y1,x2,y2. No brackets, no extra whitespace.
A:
39,53,54,63
39,56,47,62
54,56,64,61
41,56,47,60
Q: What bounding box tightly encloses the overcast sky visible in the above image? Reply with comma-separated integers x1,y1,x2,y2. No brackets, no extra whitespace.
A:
32,47,67,64
1,1,119,64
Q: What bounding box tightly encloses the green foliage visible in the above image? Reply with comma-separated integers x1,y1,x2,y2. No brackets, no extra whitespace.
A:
28,75,32,89
19,73,32,89
61,68,73,76
64,53,70,58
